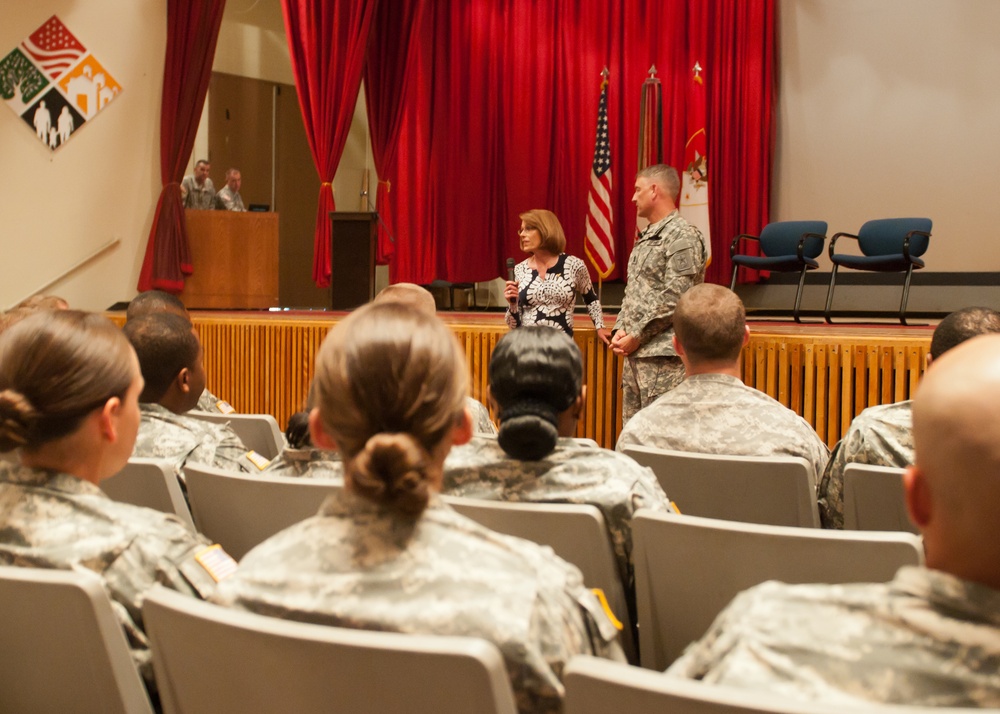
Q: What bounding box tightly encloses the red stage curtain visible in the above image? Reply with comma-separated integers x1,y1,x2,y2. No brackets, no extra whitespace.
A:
281,0,377,288
137,0,226,293
385,0,775,286
364,0,425,265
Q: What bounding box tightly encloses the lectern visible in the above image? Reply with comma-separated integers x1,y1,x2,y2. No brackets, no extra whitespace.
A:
330,212,378,310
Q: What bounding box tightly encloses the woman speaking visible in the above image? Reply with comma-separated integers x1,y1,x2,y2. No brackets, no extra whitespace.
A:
504,209,610,344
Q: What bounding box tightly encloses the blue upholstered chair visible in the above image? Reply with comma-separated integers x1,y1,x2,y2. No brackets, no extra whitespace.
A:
730,221,827,322
824,218,932,325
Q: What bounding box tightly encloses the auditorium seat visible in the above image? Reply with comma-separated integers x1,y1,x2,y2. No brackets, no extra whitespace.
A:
443,497,637,664
100,457,195,531
843,463,918,533
183,463,340,559
186,412,285,460
0,566,154,714
143,586,518,714
631,510,924,670
621,446,820,527
563,656,974,714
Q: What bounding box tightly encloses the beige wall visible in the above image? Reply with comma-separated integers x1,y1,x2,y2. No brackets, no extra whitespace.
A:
775,0,1000,271
0,1,165,311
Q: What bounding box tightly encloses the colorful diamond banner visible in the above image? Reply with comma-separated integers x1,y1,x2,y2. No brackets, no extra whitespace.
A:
2,15,122,152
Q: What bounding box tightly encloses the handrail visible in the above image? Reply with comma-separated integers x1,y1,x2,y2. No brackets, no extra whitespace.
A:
6,237,120,310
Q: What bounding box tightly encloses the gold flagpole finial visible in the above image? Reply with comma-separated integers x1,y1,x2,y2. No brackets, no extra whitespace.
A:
600,66,610,80
648,65,658,78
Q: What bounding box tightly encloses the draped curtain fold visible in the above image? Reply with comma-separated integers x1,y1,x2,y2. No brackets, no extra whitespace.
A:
384,0,775,286
137,0,226,293
363,0,425,265
281,0,377,288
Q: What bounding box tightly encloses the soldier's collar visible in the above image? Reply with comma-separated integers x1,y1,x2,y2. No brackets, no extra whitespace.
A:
639,210,680,240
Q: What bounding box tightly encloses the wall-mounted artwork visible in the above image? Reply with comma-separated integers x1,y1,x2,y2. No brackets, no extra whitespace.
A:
0,15,122,152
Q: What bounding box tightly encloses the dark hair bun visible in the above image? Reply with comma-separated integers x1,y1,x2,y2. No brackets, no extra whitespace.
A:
349,433,432,515
497,399,559,460
0,389,38,451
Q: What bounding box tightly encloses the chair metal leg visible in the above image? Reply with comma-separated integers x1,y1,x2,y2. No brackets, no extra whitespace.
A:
824,264,839,324
730,265,739,291
793,267,808,323
899,266,914,326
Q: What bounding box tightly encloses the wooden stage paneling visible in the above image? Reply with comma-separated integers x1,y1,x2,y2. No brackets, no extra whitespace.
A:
113,311,933,451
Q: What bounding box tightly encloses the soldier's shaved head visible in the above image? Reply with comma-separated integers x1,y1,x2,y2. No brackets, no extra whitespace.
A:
673,284,749,369
373,283,436,316
908,333,1000,589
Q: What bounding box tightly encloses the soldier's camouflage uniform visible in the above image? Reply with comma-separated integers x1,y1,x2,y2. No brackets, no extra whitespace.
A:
443,435,673,594
615,211,706,424
667,566,1000,708
214,489,625,714
0,462,233,690
818,400,913,529
468,396,498,436
261,446,344,481
133,403,250,482
195,387,234,414
615,374,830,486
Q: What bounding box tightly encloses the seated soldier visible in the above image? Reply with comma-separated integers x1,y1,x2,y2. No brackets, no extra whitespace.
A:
124,313,253,480
666,334,1000,708
259,409,344,481
0,310,235,696
615,283,829,486
126,290,234,414
443,326,672,602
819,306,1000,527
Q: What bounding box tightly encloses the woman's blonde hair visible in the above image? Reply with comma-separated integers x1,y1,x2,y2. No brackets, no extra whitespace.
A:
0,311,134,451
519,209,567,254
313,302,468,515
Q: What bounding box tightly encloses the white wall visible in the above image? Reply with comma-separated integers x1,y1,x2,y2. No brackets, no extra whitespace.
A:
774,0,1000,271
0,1,166,311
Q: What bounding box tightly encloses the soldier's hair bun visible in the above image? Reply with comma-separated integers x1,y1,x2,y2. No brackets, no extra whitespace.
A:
488,326,583,461
0,388,38,451
349,432,433,516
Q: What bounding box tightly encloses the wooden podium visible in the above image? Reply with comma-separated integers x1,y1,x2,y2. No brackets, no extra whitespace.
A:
180,210,279,309
330,212,377,310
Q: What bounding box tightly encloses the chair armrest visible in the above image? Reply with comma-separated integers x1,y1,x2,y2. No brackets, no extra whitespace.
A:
902,230,931,262
828,231,858,259
797,232,827,261
730,233,759,258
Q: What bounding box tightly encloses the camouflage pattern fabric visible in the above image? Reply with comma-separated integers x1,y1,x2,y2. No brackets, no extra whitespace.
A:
195,388,232,414
180,174,215,210
133,403,250,482
262,446,344,482
616,374,830,486
443,435,673,592
0,462,230,689
467,396,498,436
818,400,913,529
621,355,685,424
214,490,625,714
667,566,1000,708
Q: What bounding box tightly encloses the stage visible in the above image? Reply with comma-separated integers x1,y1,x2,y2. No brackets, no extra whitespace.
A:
120,310,933,451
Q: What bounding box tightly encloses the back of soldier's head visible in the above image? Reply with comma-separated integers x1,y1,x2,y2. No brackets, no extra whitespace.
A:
674,284,746,366
122,312,200,403
373,283,436,316
929,306,1000,361
126,290,189,323
911,333,1000,579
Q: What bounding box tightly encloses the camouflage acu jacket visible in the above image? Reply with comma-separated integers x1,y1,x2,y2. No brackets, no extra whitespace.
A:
0,462,232,689
467,396,498,436
615,211,705,358
214,490,624,714
195,388,235,414
133,403,250,482
818,400,913,529
442,435,672,592
667,566,1000,708
616,373,830,486
261,446,344,481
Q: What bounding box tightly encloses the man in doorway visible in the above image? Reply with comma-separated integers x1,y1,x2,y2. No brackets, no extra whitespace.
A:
611,164,706,423
180,159,216,210
215,168,246,212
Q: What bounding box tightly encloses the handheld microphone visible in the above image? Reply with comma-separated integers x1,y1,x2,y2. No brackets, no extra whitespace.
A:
505,257,518,311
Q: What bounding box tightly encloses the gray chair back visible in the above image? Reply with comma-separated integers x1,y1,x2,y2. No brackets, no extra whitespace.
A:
188,412,285,459
843,463,917,533
143,587,518,714
631,510,924,670
100,457,195,531
0,566,154,714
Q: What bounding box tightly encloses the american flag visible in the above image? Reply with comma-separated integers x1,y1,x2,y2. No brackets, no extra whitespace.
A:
585,73,615,278
21,16,86,81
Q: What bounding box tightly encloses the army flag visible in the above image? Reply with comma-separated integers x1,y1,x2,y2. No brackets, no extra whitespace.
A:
679,61,711,264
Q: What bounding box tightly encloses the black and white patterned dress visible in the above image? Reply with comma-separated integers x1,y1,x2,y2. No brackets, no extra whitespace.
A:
504,254,605,336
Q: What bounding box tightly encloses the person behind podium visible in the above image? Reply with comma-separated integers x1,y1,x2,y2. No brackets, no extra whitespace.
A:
215,168,246,212
504,209,610,344
180,159,215,209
